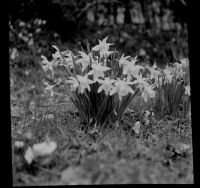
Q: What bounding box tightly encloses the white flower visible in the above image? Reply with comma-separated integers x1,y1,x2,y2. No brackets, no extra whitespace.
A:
185,85,190,96
110,79,135,101
119,54,131,67
51,46,74,68
66,75,94,94
32,141,57,157
148,63,160,81
123,58,143,81
52,45,61,59
63,53,74,69
88,63,110,81
41,55,54,76
133,73,148,91
163,68,173,84
141,84,156,102
76,51,91,71
24,147,35,164
66,77,80,92
173,63,184,79
76,75,94,93
14,141,25,148
92,36,113,58
97,77,115,95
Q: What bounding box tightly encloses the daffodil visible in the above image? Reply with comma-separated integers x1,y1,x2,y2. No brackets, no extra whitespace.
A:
52,45,61,59
51,46,75,68
110,79,135,101
76,51,91,71
77,75,94,93
171,63,185,79
66,76,79,91
133,73,148,91
123,58,143,81
97,77,115,95
88,63,110,81
63,53,74,69
148,63,160,81
141,84,156,102
66,75,94,94
92,36,113,58
163,69,173,84
119,54,131,67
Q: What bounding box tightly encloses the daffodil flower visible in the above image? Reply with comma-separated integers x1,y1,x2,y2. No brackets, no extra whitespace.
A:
148,63,160,81
77,75,94,93
67,75,94,94
52,45,61,59
88,63,110,81
110,79,135,101
163,69,173,84
141,84,156,102
119,54,131,67
92,36,113,58
133,73,148,91
76,51,91,72
51,46,75,68
97,77,115,95
185,85,190,96
63,53,74,69
41,55,54,76
66,76,79,91
123,59,143,81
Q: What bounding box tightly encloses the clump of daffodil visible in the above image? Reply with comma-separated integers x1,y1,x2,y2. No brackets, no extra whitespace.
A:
41,36,157,127
147,59,190,118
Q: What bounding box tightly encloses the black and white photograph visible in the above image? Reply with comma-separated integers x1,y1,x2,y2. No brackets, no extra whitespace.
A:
10,0,193,185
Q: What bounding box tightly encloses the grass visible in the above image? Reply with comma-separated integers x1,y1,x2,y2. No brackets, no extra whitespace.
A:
11,107,193,185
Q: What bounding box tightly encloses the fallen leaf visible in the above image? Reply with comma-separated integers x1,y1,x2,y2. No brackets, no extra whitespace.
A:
132,121,141,134
32,141,57,157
